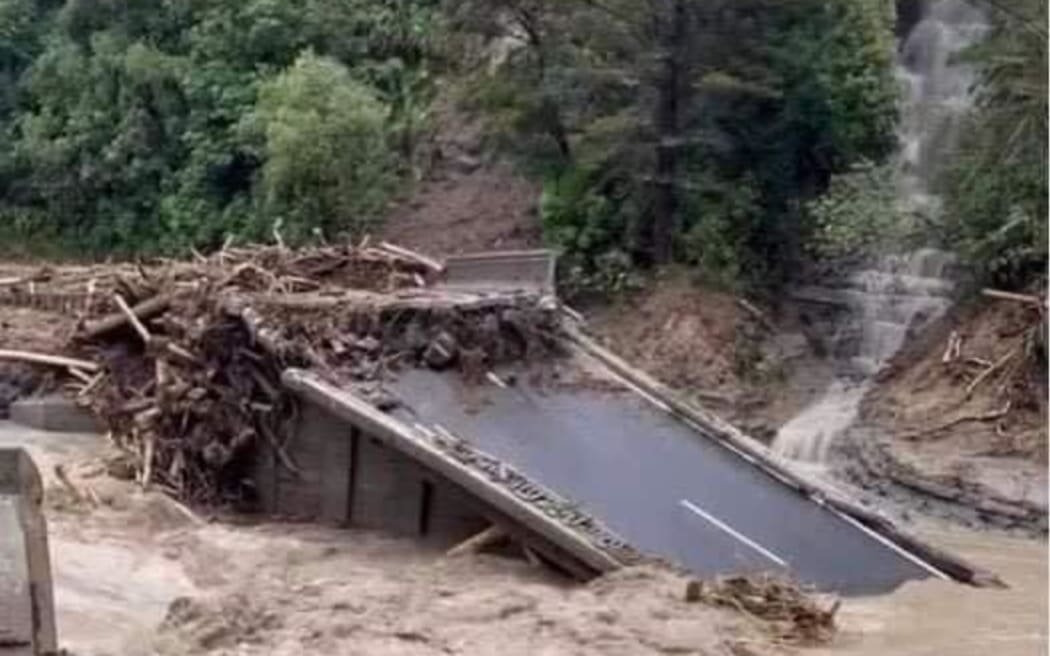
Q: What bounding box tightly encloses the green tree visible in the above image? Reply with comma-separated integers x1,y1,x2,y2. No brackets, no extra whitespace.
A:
0,0,438,255
248,52,395,242
452,0,898,287
940,0,1047,288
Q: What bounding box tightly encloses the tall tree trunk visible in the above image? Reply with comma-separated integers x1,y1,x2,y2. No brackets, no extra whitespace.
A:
646,0,686,264
516,6,572,162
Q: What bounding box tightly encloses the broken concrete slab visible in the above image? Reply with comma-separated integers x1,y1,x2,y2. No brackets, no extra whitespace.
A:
10,395,102,434
0,448,57,655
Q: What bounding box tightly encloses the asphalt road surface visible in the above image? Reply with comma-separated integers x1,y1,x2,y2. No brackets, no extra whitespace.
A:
390,367,938,595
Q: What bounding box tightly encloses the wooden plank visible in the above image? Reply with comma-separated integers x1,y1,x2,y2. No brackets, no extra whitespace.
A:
281,369,623,576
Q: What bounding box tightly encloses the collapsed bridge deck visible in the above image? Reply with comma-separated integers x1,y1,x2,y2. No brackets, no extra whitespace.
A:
386,360,935,594
0,247,996,597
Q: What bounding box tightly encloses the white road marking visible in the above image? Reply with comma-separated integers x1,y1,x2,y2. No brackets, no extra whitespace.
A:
829,508,951,581
679,499,788,567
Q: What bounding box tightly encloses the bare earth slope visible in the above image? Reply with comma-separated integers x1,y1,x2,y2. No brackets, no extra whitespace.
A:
850,298,1048,527
586,271,835,442
382,162,542,256
381,102,542,257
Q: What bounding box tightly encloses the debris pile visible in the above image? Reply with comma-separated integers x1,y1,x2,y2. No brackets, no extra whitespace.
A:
0,242,560,505
686,574,839,645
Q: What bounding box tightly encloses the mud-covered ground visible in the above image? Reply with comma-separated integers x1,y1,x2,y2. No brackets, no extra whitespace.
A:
585,271,836,444
381,100,542,256
844,299,1048,533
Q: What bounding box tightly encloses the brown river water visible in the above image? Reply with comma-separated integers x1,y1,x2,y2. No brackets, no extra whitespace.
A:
2,421,1046,655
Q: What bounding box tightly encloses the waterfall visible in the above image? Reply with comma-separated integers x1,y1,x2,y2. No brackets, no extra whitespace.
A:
772,0,988,463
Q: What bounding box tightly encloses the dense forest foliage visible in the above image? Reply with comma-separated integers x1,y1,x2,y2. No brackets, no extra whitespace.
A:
0,0,1044,291
451,0,900,289
939,0,1047,288
0,0,438,255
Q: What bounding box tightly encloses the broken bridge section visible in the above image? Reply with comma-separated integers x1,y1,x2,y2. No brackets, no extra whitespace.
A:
257,248,997,594
273,370,640,580
0,246,996,596
384,362,935,594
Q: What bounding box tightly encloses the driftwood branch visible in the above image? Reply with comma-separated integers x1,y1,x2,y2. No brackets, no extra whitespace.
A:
113,293,152,344
81,294,172,339
140,433,155,490
965,348,1018,398
981,288,1045,306
378,241,445,274
66,367,93,384
941,330,962,363
0,349,99,372
522,545,544,568
54,464,85,504
901,402,1012,441
736,297,775,332
77,372,106,398
445,525,507,557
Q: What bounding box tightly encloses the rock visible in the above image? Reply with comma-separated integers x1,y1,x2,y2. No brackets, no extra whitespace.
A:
402,321,429,353
451,154,482,175
974,498,1032,520
367,390,401,412
202,442,231,468
353,335,381,353
0,364,40,418
684,580,703,603
424,332,459,369
459,346,487,382
766,332,810,362
105,454,137,481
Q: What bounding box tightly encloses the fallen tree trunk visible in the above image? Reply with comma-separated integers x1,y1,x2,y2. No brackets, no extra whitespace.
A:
981,289,1045,306
0,349,99,373
80,294,172,340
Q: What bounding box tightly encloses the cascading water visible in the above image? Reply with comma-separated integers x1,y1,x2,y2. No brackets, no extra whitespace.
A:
772,0,988,463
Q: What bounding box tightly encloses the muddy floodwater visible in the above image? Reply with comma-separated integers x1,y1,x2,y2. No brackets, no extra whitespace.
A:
1,421,1046,655
822,525,1048,656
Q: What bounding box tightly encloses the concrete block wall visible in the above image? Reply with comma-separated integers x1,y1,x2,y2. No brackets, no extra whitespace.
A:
256,401,488,546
